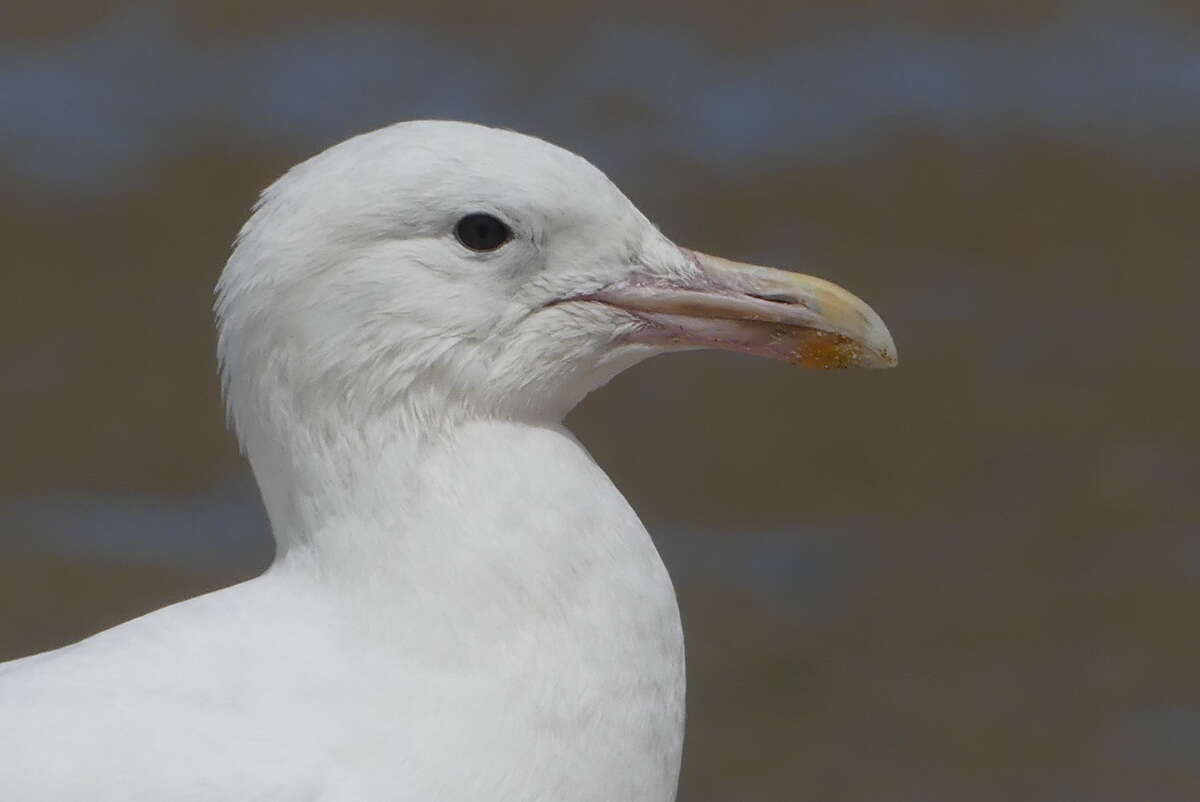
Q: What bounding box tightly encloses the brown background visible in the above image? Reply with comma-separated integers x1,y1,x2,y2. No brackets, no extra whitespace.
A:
2,2,1198,799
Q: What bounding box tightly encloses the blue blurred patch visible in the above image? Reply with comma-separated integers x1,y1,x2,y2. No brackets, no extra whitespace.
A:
0,477,864,613
0,476,272,571
2,5,1199,194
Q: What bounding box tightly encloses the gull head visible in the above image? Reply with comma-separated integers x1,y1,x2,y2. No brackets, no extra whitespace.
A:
216,121,896,442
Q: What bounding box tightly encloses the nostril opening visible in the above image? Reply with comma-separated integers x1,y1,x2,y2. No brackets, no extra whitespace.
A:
748,292,798,305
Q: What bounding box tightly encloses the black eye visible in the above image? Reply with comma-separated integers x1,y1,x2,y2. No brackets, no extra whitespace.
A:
455,213,512,252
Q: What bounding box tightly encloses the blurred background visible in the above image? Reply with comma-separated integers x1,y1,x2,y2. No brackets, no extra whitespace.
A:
2,1,1198,799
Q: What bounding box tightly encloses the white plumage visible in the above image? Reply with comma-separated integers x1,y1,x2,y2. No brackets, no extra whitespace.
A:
0,121,894,801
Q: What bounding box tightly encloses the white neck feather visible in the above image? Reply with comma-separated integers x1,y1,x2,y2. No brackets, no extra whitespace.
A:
246,413,687,801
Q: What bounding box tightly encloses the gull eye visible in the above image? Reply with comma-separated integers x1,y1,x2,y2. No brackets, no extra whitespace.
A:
455,213,512,252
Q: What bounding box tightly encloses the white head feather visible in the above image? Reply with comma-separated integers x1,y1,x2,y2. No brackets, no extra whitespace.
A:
215,120,893,546
217,121,690,447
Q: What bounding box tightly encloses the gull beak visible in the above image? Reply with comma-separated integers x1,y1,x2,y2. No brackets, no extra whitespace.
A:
593,249,898,369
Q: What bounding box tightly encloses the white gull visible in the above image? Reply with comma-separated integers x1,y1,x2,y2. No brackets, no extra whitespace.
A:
0,120,895,801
